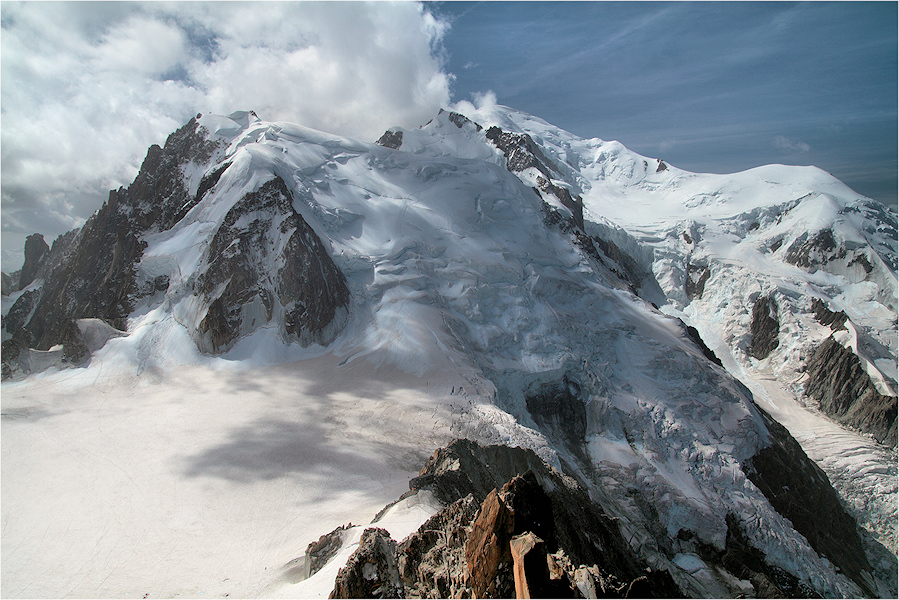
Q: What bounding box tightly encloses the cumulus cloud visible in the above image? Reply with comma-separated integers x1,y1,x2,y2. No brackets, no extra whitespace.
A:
773,135,811,154
1,1,453,269
450,90,499,124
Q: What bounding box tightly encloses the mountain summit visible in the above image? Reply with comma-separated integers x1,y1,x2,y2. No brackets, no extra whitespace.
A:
2,106,896,598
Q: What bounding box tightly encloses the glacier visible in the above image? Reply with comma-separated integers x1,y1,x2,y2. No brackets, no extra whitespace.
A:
2,106,896,598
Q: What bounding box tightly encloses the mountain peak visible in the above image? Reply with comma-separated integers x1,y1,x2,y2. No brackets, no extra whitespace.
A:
2,104,895,598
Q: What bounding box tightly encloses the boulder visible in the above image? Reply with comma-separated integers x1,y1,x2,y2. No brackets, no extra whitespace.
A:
330,528,402,599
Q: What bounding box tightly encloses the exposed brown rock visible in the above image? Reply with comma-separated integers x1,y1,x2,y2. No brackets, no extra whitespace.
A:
2,116,219,370
307,523,354,578
376,130,403,149
397,494,478,598
464,488,515,598
685,261,710,300
810,298,848,330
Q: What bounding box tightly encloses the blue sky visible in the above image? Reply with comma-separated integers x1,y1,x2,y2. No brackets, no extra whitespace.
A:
1,1,896,269
435,1,898,206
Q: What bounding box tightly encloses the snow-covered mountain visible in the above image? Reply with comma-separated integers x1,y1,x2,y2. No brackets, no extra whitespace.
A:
2,106,896,598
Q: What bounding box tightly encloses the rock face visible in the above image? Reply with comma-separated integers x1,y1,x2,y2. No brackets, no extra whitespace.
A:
681,320,724,367
525,377,587,456
396,495,479,598
485,126,557,180
330,528,402,599
484,124,586,232
1,271,13,296
332,439,681,599
805,336,898,447
744,406,876,595
18,233,49,289
307,523,354,578
785,229,841,269
2,115,351,377
194,176,350,354
376,129,403,149
811,298,848,330
2,116,218,373
326,435,886,598
749,295,779,359
685,261,710,300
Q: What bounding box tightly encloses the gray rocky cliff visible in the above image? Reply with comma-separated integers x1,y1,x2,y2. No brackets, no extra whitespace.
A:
2,115,351,376
744,406,877,595
194,176,350,354
1,116,218,375
805,336,897,447
749,295,779,360
18,233,50,290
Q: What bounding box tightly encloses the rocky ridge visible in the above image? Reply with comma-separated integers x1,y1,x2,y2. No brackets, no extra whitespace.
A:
2,112,350,377
321,438,878,598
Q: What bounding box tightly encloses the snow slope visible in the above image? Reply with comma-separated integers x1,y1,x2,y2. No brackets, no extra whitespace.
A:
446,103,898,553
3,108,896,597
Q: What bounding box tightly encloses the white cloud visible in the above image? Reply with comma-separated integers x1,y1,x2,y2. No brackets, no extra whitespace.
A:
1,1,453,269
773,135,811,154
450,90,499,125
92,16,188,77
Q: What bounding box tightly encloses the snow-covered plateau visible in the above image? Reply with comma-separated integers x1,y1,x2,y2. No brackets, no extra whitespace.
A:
2,105,896,598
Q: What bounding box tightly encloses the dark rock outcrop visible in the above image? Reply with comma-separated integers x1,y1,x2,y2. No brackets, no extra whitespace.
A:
2,116,219,373
442,109,482,131
805,336,897,447
396,494,479,598
2,116,351,375
326,433,884,598
716,513,820,598
811,298,848,330
749,295,779,359
376,130,403,150
681,320,723,367
485,126,558,181
307,523,354,578
1,271,13,296
18,233,49,289
483,120,589,235
396,440,678,598
685,261,711,300
744,407,876,595
785,229,842,269
195,176,350,354
536,175,584,231
525,376,587,456
330,528,402,599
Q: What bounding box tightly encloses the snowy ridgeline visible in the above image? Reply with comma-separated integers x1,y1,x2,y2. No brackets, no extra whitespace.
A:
1,105,896,598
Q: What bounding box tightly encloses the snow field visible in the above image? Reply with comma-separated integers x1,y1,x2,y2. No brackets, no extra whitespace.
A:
1,354,467,598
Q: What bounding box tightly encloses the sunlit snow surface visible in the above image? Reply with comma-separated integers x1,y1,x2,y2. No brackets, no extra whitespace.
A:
2,108,896,597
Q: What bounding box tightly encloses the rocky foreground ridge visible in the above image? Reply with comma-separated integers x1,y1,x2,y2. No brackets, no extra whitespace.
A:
313,438,868,598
